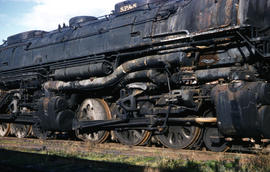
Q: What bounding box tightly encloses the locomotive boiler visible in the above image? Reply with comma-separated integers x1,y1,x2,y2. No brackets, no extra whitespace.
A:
0,0,270,152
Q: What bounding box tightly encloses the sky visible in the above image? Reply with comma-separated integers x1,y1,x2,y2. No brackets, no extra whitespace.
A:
0,0,122,42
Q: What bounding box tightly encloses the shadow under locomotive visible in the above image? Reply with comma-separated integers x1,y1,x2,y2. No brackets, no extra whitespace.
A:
0,149,166,172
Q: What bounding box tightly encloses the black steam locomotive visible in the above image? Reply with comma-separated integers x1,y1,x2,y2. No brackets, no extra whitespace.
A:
0,0,270,152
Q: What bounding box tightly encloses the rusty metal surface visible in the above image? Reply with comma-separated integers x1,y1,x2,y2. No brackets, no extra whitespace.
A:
0,0,270,150
1,0,269,77
211,82,270,138
155,0,239,35
198,54,219,66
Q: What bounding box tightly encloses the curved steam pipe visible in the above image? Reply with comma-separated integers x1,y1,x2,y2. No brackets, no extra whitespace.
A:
44,55,180,91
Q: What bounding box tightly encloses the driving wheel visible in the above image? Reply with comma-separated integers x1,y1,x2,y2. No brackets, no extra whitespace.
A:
157,123,201,149
11,124,32,138
75,99,111,143
111,103,151,146
203,110,230,152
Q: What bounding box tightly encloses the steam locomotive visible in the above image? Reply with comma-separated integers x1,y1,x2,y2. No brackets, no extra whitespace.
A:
0,0,270,152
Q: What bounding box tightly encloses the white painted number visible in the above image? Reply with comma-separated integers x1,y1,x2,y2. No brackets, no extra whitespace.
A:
120,3,137,12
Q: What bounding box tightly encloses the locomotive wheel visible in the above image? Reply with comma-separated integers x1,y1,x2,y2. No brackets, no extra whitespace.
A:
75,99,111,143
11,124,32,138
111,103,151,146
203,127,230,152
32,124,48,140
0,107,11,137
157,121,201,149
0,123,10,137
202,110,230,152
114,129,151,146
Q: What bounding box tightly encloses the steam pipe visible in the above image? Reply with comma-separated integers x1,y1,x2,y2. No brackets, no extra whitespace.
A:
118,69,167,86
44,55,180,91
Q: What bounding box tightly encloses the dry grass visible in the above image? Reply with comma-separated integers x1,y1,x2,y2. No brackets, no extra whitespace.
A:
244,154,270,172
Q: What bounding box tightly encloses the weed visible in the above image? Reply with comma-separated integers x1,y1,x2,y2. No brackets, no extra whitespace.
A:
2,147,270,172
244,154,270,172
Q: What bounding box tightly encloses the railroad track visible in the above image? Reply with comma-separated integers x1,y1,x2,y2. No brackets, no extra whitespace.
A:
0,137,256,163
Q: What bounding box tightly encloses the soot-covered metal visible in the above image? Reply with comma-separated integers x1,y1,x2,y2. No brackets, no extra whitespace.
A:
0,0,270,152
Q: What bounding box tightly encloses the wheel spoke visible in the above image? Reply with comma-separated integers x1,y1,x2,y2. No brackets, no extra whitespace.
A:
75,99,111,143
157,121,201,149
11,124,31,138
168,131,174,144
182,127,191,139
133,130,142,139
111,102,151,146
0,123,10,137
